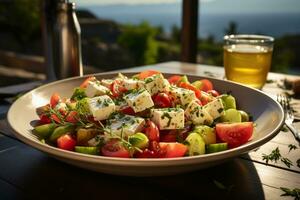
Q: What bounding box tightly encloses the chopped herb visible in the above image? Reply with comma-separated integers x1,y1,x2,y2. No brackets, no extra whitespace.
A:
297,159,300,168
217,108,224,113
288,144,298,152
161,112,172,127
145,77,154,84
262,147,294,168
280,187,300,199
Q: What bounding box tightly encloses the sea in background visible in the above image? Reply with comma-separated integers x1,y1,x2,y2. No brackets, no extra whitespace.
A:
79,3,300,41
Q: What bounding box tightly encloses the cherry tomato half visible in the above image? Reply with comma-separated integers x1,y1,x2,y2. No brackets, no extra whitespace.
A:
216,122,254,148
120,106,135,115
135,141,166,158
111,80,128,98
101,139,130,158
153,93,171,108
207,89,220,97
80,76,96,88
199,79,213,92
39,114,51,124
143,120,160,142
159,142,187,158
57,134,76,151
50,93,60,108
65,111,78,123
138,70,160,80
178,82,201,99
167,75,182,85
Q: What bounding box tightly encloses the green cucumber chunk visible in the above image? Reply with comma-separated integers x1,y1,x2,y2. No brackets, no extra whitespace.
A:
220,108,242,123
34,123,57,138
50,125,74,142
75,146,98,155
193,125,216,144
206,143,228,153
185,132,205,156
238,110,250,122
180,75,189,83
220,94,236,110
191,80,203,89
128,132,149,149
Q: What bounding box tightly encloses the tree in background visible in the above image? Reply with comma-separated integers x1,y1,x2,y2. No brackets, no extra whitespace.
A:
118,21,159,65
0,0,40,48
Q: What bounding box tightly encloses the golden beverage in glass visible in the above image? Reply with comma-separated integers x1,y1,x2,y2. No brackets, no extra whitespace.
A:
223,35,274,89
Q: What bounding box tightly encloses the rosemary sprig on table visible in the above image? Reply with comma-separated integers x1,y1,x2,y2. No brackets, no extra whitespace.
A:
288,144,298,152
280,187,300,200
262,147,293,168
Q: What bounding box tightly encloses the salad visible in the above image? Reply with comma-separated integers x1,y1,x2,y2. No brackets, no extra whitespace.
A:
33,70,254,158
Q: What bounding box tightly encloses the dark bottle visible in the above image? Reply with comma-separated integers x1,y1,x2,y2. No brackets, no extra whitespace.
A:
42,0,83,80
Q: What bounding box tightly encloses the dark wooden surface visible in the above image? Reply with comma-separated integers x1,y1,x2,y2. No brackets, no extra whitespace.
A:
0,62,299,200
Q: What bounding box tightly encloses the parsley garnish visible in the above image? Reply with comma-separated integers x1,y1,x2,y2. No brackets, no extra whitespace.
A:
280,187,300,199
288,144,298,152
262,147,293,168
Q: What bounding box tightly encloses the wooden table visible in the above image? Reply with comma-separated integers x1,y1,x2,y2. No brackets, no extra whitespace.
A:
0,61,299,200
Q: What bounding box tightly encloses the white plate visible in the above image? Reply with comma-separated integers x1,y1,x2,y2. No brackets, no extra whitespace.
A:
8,72,284,176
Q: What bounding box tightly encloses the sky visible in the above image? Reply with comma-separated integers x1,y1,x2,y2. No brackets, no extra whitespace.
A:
73,0,300,14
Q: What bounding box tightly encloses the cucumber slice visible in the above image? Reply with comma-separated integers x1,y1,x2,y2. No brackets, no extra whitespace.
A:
206,143,228,153
34,123,57,138
185,132,205,156
193,125,216,144
238,110,250,122
128,132,149,149
220,95,236,110
75,146,98,155
50,125,74,142
220,108,242,123
180,75,189,83
191,80,203,89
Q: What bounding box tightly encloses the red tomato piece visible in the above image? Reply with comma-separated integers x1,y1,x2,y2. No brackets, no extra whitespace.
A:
65,111,78,123
153,93,171,108
51,114,61,124
111,80,128,98
159,142,187,158
207,89,220,97
39,114,51,124
167,75,182,85
120,106,135,115
57,134,76,151
199,79,213,92
138,70,160,80
199,91,214,105
50,93,60,108
143,120,160,142
216,122,254,148
179,82,201,99
135,141,166,158
101,139,130,158
80,76,96,88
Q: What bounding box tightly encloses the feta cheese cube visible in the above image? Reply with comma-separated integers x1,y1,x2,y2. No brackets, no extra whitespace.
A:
88,95,115,121
124,89,154,113
203,99,225,120
54,102,67,111
101,79,114,88
113,98,128,111
169,86,196,107
144,73,170,95
121,79,145,90
85,80,110,97
185,100,213,125
151,108,184,130
106,113,145,137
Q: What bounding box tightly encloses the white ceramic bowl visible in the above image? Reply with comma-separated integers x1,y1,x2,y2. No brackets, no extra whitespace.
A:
8,72,284,176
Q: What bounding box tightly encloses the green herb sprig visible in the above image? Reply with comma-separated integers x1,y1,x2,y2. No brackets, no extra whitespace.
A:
280,187,300,199
262,147,293,168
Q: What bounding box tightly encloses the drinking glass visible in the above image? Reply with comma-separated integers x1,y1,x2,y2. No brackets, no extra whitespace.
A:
223,34,274,89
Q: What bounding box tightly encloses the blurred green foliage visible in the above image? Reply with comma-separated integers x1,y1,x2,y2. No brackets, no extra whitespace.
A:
0,0,40,45
118,21,159,65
